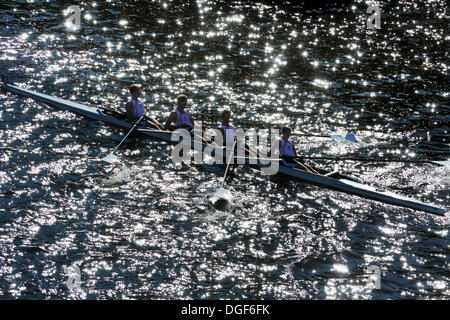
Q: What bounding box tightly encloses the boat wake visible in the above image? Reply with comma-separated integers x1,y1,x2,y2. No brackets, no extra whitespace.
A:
99,163,132,186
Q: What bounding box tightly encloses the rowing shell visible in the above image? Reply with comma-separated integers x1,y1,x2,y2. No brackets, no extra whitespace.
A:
0,81,446,216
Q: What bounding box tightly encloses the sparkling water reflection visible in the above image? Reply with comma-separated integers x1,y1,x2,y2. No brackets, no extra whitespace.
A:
0,0,449,300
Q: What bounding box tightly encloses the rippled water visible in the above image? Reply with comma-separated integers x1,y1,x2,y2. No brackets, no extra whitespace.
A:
0,0,449,299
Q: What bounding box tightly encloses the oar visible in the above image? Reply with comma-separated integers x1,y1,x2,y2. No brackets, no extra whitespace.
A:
232,155,449,167
329,133,358,143
271,132,357,143
298,156,449,166
272,132,358,143
101,114,145,164
192,111,358,143
142,115,167,131
291,158,321,174
214,140,237,200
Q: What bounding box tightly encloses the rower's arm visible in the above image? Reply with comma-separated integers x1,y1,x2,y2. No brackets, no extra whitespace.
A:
164,112,176,130
189,114,194,128
292,144,298,157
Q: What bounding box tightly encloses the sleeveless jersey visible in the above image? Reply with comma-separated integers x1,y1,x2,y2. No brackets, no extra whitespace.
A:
175,109,191,128
221,124,237,144
130,98,145,119
280,138,296,168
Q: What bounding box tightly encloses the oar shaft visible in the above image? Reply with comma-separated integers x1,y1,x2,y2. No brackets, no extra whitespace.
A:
292,158,320,174
193,112,338,139
221,140,237,187
231,155,442,166
111,115,145,154
143,115,167,131
301,156,442,165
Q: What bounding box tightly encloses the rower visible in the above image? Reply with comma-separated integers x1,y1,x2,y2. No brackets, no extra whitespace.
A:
279,126,319,174
125,84,165,130
219,108,259,161
164,94,194,131
125,84,144,121
219,109,237,146
279,126,299,168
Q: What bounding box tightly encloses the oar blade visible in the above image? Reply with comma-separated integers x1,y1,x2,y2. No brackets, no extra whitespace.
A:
102,153,119,164
344,133,358,143
330,135,345,142
330,133,358,143
432,159,450,166
214,187,233,202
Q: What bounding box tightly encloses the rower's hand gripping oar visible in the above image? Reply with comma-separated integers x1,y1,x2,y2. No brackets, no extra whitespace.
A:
214,140,237,201
101,114,145,164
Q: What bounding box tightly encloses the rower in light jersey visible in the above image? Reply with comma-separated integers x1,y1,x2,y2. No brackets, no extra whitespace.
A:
219,109,237,146
125,84,145,121
124,84,164,130
279,126,299,168
219,109,259,160
164,94,194,131
279,126,319,173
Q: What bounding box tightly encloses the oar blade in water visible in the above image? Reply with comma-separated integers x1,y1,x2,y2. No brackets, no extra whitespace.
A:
330,133,358,143
102,153,119,164
214,187,233,202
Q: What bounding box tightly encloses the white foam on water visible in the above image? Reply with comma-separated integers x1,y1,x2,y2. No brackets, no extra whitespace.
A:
100,164,132,186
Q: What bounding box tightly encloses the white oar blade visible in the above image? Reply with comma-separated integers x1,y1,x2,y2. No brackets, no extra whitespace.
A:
101,153,119,164
330,135,345,142
330,133,358,143
432,159,450,166
214,187,233,202
344,133,358,143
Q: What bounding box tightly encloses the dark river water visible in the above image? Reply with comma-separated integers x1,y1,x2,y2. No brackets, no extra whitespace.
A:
0,0,449,299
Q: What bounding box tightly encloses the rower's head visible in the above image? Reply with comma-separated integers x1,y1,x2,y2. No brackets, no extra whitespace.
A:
177,94,188,110
130,84,140,99
221,108,231,123
281,126,292,139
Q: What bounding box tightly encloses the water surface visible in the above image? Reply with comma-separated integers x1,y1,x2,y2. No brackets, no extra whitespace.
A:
0,0,448,299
